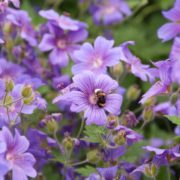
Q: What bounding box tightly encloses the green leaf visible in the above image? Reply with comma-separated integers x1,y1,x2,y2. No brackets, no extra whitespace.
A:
76,165,96,177
51,149,65,164
120,140,148,162
165,116,180,126
83,125,106,143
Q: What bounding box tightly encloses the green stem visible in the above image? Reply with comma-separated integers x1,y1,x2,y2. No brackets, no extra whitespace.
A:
76,118,85,138
167,166,171,180
68,159,88,167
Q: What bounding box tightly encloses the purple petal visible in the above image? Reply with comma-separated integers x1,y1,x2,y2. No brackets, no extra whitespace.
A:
143,146,165,155
157,23,180,42
39,9,59,20
49,49,69,67
105,94,122,115
85,106,107,126
140,81,166,104
162,8,180,21
39,34,55,52
13,129,29,153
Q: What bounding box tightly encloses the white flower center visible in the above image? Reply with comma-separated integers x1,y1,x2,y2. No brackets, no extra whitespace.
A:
92,57,103,68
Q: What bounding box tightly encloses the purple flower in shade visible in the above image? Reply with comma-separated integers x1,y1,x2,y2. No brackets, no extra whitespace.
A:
119,41,156,82
153,100,180,116
143,145,180,166
170,37,180,84
53,71,122,126
90,0,131,25
157,0,180,42
0,127,37,180
97,166,118,180
0,79,5,99
26,129,56,171
103,146,126,162
6,8,37,46
72,36,120,74
39,25,88,67
140,60,172,104
114,125,143,145
0,58,25,82
39,9,87,31
52,75,71,90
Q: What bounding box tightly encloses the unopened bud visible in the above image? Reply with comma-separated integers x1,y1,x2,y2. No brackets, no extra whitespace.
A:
145,164,157,178
47,119,58,133
5,80,14,92
142,107,154,122
107,115,118,129
23,96,34,104
4,95,13,105
87,150,101,163
170,92,178,105
62,136,74,150
110,62,124,78
143,97,156,107
22,86,32,98
114,130,126,145
126,85,140,101
121,111,138,127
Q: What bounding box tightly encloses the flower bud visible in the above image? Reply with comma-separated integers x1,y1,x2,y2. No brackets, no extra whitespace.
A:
23,96,34,104
5,79,14,92
114,130,126,145
110,62,124,79
86,150,101,163
22,86,33,98
4,95,13,106
143,97,156,107
170,92,178,105
107,115,118,129
126,85,140,101
142,106,154,122
62,136,74,150
121,111,138,127
145,164,157,178
47,119,58,134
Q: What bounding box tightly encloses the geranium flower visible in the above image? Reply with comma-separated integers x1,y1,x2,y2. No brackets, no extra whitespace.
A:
158,0,180,42
72,36,120,74
53,71,122,126
0,127,37,180
90,0,131,25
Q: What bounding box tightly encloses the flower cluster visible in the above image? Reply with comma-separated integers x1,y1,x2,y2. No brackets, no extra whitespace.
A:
0,0,179,179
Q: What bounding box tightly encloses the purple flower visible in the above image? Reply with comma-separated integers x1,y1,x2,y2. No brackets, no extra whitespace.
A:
114,125,143,145
39,9,87,31
90,0,131,25
6,8,37,46
97,166,118,180
72,36,120,74
140,60,172,104
26,129,56,171
0,127,37,179
170,37,180,84
143,145,180,166
53,71,122,126
39,25,88,67
119,41,156,82
158,0,180,42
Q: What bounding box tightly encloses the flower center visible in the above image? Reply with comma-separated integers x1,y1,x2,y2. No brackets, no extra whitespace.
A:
57,39,67,49
6,152,14,162
93,57,103,68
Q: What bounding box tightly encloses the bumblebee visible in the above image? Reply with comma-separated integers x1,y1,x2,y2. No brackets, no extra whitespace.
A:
95,89,106,108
